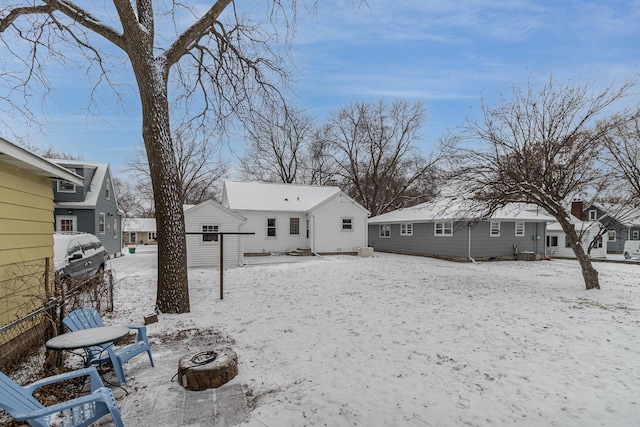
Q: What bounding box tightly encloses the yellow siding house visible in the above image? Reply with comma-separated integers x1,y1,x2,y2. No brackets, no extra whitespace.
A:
0,137,82,364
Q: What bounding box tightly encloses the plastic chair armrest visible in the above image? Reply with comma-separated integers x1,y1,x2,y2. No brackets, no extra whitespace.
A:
24,367,104,394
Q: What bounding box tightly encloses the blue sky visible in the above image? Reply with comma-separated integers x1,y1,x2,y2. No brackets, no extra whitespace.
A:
4,1,640,177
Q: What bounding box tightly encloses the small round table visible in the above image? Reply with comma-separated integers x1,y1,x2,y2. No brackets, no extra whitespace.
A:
46,325,130,350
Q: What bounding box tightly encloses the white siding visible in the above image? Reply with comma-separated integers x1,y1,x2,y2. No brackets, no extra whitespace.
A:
546,229,607,259
236,210,308,254
311,193,368,253
184,201,245,267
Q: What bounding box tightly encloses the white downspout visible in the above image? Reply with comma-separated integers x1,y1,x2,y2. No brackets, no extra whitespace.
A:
468,223,477,263
311,214,322,257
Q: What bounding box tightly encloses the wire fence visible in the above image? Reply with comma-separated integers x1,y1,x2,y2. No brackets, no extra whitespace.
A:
0,270,114,372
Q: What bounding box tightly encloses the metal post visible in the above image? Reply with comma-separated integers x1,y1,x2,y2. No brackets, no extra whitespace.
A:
219,233,224,300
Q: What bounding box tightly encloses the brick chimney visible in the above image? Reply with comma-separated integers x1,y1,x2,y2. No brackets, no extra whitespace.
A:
571,200,584,220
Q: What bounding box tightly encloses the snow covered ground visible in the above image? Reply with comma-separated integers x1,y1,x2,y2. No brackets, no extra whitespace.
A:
108,247,640,426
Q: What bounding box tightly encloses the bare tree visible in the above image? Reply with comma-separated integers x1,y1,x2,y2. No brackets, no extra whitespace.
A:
239,104,315,184
601,110,640,201
322,99,438,216
305,131,340,185
450,77,635,290
127,129,229,205
18,141,81,161
0,2,305,313
113,177,150,219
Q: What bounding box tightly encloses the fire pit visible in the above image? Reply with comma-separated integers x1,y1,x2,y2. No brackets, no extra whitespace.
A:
177,348,238,391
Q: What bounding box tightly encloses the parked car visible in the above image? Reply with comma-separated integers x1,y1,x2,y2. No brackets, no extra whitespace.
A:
623,240,640,260
53,232,107,284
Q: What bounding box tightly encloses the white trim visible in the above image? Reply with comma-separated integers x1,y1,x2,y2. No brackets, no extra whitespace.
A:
490,221,501,237
434,221,453,237
289,217,300,235
400,223,413,236
341,217,353,231
99,212,106,234
0,137,83,185
57,180,76,193
515,221,525,237
266,217,277,238
56,215,77,232
105,178,111,200
201,224,219,244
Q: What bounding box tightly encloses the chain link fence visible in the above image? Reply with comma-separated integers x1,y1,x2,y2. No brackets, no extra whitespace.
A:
0,269,114,372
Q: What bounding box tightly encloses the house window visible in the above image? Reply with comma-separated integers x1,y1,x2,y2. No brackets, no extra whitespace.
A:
588,210,597,221
60,218,74,232
290,218,300,235
490,221,501,237
608,231,616,242
515,222,525,237
400,223,413,236
342,218,353,231
434,222,453,236
379,224,390,238
595,237,603,248
105,178,111,200
202,225,219,242
565,236,572,248
99,213,106,234
113,219,118,238
633,230,640,240
267,218,276,237
131,232,137,243
57,180,76,193
547,235,558,247
148,232,157,241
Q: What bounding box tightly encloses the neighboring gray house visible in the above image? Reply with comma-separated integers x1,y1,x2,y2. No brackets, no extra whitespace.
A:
50,160,122,257
368,199,554,261
571,201,640,254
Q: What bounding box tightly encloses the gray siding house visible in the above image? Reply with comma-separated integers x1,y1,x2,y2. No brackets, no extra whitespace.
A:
50,160,122,257
368,199,554,261
571,201,640,254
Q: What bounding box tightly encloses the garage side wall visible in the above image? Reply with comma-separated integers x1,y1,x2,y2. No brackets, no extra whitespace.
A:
311,193,368,254
185,203,245,268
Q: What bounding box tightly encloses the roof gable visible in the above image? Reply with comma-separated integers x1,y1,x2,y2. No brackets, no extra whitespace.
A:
50,159,111,208
184,199,247,222
591,202,640,227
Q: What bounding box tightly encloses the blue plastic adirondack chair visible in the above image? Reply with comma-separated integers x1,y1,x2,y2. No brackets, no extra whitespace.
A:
0,366,124,427
63,308,154,386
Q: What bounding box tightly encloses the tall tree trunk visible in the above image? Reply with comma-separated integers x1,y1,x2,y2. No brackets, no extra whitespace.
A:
575,249,600,290
558,216,600,290
134,60,190,313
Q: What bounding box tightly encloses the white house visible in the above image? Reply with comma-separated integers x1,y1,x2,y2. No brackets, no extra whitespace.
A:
545,220,607,259
222,181,370,255
123,217,157,245
184,199,247,267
